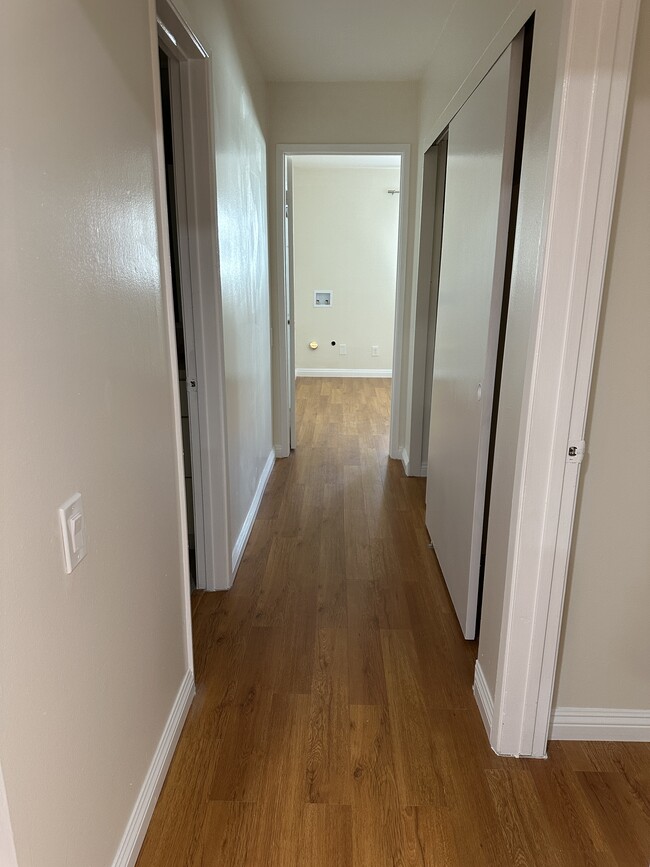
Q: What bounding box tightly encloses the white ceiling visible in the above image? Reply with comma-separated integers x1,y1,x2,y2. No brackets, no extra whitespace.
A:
230,0,457,82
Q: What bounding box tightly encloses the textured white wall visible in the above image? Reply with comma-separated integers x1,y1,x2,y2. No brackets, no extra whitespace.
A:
554,0,650,712
178,0,274,558
292,165,400,373
0,0,188,863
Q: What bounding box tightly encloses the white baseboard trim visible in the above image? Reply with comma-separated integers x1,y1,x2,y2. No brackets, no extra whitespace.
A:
473,661,494,737
274,443,287,458
231,449,275,579
0,762,17,867
549,707,650,742
295,368,392,378
112,669,195,867
400,447,410,476
420,462,428,477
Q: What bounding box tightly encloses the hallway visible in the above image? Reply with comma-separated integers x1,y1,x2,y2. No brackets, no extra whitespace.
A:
137,379,650,866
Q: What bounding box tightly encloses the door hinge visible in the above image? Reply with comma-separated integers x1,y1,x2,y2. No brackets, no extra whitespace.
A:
567,439,585,464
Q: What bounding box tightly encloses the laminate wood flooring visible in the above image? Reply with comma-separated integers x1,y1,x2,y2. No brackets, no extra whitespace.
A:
137,377,650,866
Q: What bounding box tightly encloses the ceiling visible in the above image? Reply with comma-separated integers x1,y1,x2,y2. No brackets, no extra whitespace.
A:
230,0,457,82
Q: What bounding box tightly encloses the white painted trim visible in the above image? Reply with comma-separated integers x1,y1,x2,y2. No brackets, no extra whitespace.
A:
275,144,410,461
112,670,195,867
473,661,494,738
419,462,428,477
400,447,410,476
295,368,392,378
550,708,650,742
0,762,18,867
491,0,641,758
148,0,194,668
231,449,275,580
274,443,285,458
155,0,232,594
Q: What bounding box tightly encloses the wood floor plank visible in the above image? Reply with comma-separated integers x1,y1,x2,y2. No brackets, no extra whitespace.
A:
485,768,566,867
299,803,353,867
347,582,388,706
262,692,311,867
576,771,650,866
191,801,259,867
350,704,424,867
209,627,283,801
380,629,447,807
528,759,619,866
307,628,352,804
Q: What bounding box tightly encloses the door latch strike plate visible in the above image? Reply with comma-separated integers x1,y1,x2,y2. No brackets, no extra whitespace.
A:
567,439,586,464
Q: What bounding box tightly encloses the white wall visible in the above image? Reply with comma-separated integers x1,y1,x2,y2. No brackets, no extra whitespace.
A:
267,82,420,449
0,0,189,863
554,0,650,713
292,164,400,373
177,0,274,563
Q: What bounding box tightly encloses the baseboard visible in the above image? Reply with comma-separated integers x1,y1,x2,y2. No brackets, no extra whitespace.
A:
231,448,275,578
400,447,410,476
420,462,428,476
549,707,650,741
112,670,195,867
473,661,494,737
295,368,392,378
0,763,17,867
274,443,287,458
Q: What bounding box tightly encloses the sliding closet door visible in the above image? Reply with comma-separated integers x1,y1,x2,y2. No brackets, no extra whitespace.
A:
425,38,522,639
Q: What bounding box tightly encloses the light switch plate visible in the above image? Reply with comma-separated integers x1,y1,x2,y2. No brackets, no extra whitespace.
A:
58,493,87,574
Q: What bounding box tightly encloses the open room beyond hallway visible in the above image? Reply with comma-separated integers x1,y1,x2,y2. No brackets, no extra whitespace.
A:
137,378,650,866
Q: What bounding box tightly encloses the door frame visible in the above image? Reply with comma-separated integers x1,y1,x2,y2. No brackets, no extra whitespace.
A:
412,0,640,757
159,48,209,589
487,0,641,757
275,144,410,459
151,0,231,601
416,136,447,480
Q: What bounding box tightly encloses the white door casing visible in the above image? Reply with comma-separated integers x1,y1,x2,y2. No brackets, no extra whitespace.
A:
155,0,231,594
285,157,296,449
487,0,641,757
163,51,208,588
426,39,522,639
275,144,410,460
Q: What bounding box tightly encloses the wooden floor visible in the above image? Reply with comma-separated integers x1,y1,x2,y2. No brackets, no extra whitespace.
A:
138,378,650,866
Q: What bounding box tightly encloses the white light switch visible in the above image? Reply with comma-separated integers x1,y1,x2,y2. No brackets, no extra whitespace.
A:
59,493,87,574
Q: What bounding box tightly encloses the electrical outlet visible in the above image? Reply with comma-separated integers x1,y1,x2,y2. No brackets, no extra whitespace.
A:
339,343,347,356
371,345,379,357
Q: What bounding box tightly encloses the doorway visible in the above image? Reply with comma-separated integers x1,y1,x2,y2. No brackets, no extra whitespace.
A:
154,0,231,593
276,145,410,459
286,154,402,449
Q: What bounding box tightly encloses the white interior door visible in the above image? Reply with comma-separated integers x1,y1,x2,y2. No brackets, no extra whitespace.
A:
425,39,522,639
285,157,296,449
166,52,207,586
